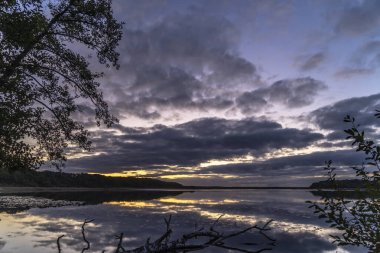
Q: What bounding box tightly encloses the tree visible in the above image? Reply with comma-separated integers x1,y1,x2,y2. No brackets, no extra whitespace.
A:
308,110,380,252
0,0,123,171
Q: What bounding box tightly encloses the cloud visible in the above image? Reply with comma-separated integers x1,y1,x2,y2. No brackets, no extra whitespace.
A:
352,40,380,68
296,52,326,71
235,92,268,115
334,67,374,78
195,149,367,186
335,0,380,36
66,117,323,173
335,40,380,78
103,10,260,119
235,78,326,114
204,150,366,175
308,93,380,140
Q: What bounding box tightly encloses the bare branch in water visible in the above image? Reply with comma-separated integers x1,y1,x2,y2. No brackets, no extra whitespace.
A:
115,233,126,253
58,217,275,253
57,235,64,253
115,217,274,253
81,219,94,253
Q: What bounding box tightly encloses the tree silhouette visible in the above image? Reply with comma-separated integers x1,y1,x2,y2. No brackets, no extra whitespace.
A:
0,0,123,171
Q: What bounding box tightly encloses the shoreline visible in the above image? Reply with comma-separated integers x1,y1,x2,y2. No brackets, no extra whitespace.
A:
0,187,192,193
0,186,312,193
0,186,367,194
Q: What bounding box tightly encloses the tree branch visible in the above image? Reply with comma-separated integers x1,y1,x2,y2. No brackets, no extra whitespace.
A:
57,235,65,253
81,219,94,253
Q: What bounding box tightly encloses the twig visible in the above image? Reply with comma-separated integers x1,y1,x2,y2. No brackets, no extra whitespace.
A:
115,233,126,253
81,219,94,253
57,235,65,253
210,214,224,230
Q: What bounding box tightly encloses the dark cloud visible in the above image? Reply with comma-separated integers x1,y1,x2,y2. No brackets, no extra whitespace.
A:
104,11,260,119
308,93,380,140
66,117,323,173
236,92,268,114
296,52,326,71
205,150,366,175
236,78,326,114
196,149,367,186
335,0,380,35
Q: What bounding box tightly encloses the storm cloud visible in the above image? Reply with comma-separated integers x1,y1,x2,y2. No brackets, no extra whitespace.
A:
66,117,323,173
308,93,380,140
192,149,368,186
103,11,260,119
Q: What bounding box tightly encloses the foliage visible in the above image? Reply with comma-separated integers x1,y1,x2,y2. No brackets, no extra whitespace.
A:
307,112,380,252
0,0,123,171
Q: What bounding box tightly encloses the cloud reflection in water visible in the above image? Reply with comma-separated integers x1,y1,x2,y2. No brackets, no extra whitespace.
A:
0,190,367,253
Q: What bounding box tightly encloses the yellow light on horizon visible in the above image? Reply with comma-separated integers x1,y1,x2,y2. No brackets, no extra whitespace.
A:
199,155,254,168
159,173,240,180
158,198,239,205
89,170,150,178
105,201,157,208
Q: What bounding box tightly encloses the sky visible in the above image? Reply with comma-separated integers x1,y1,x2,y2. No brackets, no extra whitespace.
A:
63,0,380,186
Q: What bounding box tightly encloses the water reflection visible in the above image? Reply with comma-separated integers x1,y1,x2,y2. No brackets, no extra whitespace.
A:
0,190,367,253
309,189,380,253
0,190,184,213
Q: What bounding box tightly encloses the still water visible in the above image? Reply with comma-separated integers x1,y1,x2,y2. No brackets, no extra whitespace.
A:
0,189,367,253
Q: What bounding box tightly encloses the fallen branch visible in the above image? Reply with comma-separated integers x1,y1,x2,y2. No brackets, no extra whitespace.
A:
115,217,274,253
58,216,275,253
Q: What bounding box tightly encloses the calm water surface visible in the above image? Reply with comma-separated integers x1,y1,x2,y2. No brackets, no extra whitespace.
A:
0,189,367,253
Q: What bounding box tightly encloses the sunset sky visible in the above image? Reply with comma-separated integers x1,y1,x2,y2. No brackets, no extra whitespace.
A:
63,0,380,186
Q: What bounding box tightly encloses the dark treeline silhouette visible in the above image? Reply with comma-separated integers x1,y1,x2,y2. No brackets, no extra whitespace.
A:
310,179,374,189
310,190,379,199
0,169,182,188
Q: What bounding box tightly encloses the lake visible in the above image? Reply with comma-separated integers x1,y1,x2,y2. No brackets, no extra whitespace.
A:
0,189,367,253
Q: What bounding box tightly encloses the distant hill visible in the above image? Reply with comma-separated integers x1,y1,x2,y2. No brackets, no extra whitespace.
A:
0,169,183,188
310,179,374,189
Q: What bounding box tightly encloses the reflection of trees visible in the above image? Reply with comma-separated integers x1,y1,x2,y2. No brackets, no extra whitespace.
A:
308,113,380,253
0,190,184,214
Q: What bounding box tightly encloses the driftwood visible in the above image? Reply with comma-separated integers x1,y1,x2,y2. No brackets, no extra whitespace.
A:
57,216,275,253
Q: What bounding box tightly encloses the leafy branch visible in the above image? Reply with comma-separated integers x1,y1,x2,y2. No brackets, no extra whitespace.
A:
307,111,380,252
